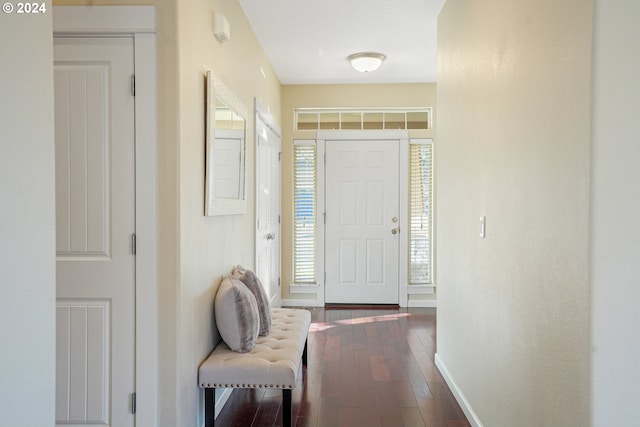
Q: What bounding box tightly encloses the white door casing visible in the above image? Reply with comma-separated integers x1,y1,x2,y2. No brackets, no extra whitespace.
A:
255,100,282,306
325,139,401,304
54,36,135,427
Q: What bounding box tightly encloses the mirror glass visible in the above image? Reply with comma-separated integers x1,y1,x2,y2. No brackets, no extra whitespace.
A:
205,70,248,215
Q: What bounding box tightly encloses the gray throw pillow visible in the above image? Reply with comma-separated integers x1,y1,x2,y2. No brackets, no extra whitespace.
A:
232,265,272,336
214,276,260,353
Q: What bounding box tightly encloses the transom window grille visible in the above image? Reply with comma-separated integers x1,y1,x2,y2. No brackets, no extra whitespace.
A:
293,142,317,284
296,108,430,131
409,141,433,284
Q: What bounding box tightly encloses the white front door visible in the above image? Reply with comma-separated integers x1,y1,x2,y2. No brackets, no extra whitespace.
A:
255,114,281,305
54,36,136,427
325,140,400,304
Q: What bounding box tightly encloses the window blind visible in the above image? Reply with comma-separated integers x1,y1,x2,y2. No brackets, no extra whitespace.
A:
409,143,433,284
293,144,317,284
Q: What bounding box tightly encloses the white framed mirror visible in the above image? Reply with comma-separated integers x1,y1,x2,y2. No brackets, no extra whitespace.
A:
205,70,248,215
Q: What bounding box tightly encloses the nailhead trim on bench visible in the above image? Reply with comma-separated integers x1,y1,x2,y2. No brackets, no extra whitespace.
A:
202,383,294,388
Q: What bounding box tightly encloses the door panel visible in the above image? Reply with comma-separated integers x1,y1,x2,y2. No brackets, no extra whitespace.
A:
255,117,281,305
325,140,400,304
54,36,135,427
54,64,110,257
56,301,109,423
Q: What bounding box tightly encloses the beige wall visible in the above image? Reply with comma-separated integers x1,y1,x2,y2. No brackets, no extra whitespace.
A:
175,0,280,425
0,3,56,426
436,1,592,426
280,83,436,304
591,0,640,425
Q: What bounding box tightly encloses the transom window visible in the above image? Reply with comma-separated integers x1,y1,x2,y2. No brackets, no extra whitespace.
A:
295,108,431,131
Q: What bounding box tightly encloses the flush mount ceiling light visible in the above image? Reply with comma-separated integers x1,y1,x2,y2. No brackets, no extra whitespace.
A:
347,52,386,73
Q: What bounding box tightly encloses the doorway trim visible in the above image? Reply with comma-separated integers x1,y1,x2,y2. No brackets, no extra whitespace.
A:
254,98,283,307
53,6,158,426
317,130,409,307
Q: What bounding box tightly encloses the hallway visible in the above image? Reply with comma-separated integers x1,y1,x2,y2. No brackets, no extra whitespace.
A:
215,308,470,427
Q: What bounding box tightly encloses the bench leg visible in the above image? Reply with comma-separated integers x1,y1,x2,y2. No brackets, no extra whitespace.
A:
283,388,292,427
302,339,308,366
204,388,216,427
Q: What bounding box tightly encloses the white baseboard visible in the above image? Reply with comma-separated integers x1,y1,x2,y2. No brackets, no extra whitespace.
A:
407,284,436,294
283,298,436,308
434,353,484,427
289,284,320,294
282,298,322,307
408,299,437,308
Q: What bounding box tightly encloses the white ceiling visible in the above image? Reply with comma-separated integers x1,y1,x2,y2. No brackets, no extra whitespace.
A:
238,0,447,85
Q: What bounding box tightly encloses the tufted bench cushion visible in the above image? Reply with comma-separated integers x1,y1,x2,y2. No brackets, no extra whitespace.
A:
199,308,311,427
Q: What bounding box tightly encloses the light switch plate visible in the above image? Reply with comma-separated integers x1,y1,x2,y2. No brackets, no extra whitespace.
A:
480,216,486,238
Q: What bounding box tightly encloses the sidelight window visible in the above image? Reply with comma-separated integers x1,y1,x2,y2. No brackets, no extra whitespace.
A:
293,142,317,284
409,140,433,284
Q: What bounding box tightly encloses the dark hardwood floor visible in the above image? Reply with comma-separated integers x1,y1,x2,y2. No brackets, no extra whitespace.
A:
214,307,471,427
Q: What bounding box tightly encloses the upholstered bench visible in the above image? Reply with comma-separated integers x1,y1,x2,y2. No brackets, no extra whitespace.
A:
199,307,311,427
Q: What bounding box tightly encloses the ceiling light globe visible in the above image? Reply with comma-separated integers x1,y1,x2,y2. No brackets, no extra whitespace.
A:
347,52,386,73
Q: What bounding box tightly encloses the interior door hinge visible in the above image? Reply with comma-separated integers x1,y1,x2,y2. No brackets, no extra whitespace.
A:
278,152,282,162
131,74,136,96
278,277,281,287
131,233,137,255
131,392,136,414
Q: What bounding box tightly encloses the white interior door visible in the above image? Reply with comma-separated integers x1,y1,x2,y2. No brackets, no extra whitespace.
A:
54,36,136,427
325,140,400,304
255,113,281,306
